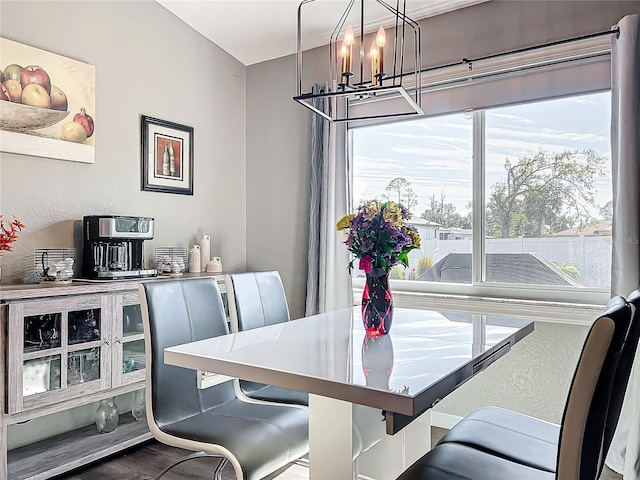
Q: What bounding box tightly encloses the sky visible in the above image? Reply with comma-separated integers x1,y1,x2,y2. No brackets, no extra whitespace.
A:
352,91,612,218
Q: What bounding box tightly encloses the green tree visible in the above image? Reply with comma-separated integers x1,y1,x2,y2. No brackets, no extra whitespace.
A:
599,200,613,220
421,193,471,229
486,149,605,238
384,177,418,212
553,262,581,280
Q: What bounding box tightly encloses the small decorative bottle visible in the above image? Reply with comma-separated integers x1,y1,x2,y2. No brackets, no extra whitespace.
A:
162,144,170,176
189,245,201,273
199,234,211,272
95,397,119,433
131,388,146,422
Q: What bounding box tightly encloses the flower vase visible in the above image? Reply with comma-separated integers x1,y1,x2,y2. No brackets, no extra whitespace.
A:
361,268,393,335
95,397,119,433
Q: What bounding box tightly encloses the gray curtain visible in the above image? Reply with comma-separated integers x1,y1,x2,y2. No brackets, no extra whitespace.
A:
607,14,640,480
305,85,353,315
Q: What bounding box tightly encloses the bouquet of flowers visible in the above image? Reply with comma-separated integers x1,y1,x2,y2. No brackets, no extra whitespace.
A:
336,200,421,274
0,215,25,255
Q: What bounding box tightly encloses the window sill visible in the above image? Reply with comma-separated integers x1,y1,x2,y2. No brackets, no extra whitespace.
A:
352,287,606,326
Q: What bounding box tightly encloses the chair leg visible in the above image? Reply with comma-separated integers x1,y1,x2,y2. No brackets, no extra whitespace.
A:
155,451,225,479
213,457,228,480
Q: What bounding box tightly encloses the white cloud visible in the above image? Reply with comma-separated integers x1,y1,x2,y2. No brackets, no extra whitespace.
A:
487,113,534,124
573,98,599,105
488,126,608,144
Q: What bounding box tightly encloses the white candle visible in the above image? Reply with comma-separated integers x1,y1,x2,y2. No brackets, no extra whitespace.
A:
376,27,386,75
341,43,349,75
370,39,379,83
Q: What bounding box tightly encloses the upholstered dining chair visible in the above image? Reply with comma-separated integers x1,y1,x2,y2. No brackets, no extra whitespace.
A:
427,291,640,476
397,295,636,480
225,271,370,463
139,277,308,480
225,271,308,406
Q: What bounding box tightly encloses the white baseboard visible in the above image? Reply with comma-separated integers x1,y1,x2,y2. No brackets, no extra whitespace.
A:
431,411,463,430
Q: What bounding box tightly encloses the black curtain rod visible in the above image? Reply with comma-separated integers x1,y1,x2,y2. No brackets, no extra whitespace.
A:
420,27,620,75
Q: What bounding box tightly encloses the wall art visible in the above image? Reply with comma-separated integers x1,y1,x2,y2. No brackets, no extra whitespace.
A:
141,115,194,195
0,37,96,164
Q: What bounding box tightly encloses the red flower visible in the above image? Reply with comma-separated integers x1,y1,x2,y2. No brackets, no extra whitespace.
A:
359,255,374,274
0,215,25,255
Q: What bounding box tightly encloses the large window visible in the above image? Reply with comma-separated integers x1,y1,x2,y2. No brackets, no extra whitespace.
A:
351,91,612,302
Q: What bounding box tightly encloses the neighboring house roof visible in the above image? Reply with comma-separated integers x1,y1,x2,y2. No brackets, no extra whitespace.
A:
553,220,612,237
418,252,583,286
438,227,473,237
409,217,440,227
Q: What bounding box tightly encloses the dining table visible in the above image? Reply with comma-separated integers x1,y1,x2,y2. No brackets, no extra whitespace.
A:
164,306,534,480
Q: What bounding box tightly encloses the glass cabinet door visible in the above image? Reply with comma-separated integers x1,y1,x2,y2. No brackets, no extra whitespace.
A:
8,296,111,414
112,293,146,387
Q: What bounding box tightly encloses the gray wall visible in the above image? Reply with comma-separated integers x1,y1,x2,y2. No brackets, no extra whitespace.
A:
0,0,247,448
0,0,247,283
245,54,312,319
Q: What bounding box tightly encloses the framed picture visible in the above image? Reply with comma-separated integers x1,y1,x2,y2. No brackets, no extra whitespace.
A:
0,37,96,164
141,115,194,195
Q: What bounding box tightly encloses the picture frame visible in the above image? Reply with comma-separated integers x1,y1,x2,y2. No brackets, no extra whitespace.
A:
141,115,194,195
0,37,96,164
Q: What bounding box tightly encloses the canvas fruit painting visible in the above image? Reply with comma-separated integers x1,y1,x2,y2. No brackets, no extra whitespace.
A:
0,37,96,163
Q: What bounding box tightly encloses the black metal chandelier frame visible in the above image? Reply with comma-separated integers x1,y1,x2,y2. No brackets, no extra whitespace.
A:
294,0,423,123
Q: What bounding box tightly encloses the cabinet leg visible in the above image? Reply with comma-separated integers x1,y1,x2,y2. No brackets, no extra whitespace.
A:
1,413,7,480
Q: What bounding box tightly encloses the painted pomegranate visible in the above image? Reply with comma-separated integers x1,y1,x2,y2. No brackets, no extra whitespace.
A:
73,107,94,138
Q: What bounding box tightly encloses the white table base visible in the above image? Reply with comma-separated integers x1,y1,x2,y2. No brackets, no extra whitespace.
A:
309,394,432,479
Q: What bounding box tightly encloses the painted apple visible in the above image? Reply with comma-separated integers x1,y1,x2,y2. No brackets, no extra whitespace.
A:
3,64,23,82
73,107,94,137
50,85,68,111
3,79,22,103
60,121,87,143
20,65,51,94
21,83,53,108
0,85,9,102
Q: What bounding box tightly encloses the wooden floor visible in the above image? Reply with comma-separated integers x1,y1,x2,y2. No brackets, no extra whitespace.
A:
58,426,622,480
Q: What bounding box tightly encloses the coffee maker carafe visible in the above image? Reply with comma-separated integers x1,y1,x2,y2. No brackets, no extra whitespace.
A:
82,215,157,279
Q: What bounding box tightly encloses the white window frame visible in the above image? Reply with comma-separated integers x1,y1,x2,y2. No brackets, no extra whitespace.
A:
349,36,613,307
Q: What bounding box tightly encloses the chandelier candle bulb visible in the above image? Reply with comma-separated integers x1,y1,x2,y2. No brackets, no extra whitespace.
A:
370,39,379,83
341,43,350,76
344,25,354,74
376,27,386,75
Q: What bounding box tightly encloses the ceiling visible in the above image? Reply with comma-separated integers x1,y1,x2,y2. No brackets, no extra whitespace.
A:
157,0,490,66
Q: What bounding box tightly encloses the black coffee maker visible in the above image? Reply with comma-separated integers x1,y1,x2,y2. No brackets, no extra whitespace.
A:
82,215,157,279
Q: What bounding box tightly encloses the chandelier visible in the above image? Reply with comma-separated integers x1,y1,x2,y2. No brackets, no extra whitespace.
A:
293,0,423,123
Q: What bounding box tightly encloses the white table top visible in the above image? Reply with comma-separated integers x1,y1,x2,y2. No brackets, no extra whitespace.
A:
165,306,534,430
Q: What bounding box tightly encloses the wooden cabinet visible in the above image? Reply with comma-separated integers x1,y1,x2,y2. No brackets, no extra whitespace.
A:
0,273,226,480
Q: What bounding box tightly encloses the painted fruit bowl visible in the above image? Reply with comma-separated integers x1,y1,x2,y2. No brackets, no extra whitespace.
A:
0,102,69,131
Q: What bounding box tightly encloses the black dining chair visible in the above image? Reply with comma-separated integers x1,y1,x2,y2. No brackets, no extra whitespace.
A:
225,271,308,406
429,290,640,476
397,295,636,480
139,277,308,480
